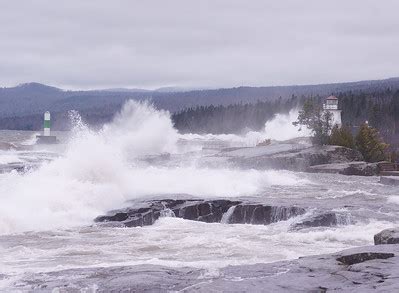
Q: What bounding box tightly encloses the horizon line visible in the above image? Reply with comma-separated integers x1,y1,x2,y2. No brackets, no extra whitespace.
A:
1,75,399,93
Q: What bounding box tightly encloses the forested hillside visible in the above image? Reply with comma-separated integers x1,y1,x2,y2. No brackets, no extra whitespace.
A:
2,77,399,118
172,89,399,146
1,78,399,143
172,97,299,134
338,89,399,143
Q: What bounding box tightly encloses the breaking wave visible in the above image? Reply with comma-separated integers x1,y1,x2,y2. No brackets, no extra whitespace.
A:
180,109,311,146
0,101,306,234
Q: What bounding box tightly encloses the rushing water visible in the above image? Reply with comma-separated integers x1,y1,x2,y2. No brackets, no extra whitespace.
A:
0,102,398,289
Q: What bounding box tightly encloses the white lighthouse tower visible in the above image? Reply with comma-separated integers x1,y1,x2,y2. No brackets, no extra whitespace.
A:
323,95,342,128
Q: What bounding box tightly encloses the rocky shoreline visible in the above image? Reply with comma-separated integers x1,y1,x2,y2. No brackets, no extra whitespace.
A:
95,199,306,227
6,195,399,292
211,142,385,176
0,140,389,177
75,200,399,291
12,233,399,292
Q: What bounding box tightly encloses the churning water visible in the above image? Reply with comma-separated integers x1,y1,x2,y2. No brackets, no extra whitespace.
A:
0,101,398,289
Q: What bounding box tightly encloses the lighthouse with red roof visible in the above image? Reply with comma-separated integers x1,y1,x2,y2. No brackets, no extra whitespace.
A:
323,95,342,128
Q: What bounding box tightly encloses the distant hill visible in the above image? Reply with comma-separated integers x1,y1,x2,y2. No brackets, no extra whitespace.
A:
2,77,399,130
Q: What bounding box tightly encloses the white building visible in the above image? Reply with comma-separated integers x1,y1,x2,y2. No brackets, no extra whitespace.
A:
323,95,342,128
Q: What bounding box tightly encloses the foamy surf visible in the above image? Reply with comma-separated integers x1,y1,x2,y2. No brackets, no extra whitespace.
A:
0,101,309,234
179,109,312,146
0,101,398,292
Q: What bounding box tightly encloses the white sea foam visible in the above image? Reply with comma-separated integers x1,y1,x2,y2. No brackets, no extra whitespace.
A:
0,101,306,234
180,109,311,147
388,195,399,205
0,218,394,278
0,151,22,164
21,133,39,146
0,102,396,288
262,109,312,141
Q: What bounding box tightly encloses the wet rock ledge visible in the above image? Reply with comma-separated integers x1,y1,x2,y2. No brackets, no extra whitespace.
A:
12,243,399,292
95,199,306,227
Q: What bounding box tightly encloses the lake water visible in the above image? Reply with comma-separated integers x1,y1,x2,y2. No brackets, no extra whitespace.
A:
0,102,398,290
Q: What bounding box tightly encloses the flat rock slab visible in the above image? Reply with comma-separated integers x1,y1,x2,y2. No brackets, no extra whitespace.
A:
220,144,363,172
10,245,399,292
220,143,309,158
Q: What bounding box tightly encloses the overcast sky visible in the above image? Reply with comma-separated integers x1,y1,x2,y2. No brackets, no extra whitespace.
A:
1,0,399,89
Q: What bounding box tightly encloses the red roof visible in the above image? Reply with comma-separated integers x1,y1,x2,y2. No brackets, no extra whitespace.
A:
326,95,338,100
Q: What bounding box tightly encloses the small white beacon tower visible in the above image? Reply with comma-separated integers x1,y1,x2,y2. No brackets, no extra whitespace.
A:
323,95,342,128
36,111,57,144
44,111,51,136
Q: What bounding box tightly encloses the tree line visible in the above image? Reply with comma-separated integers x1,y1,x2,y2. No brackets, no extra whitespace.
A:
293,99,389,163
2,86,399,151
172,96,301,134
173,88,399,145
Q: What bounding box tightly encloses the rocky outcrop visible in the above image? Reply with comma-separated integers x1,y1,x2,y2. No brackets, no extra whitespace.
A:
374,228,399,245
292,212,353,229
308,162,379,176
95,199,306,227
227,204,304,225
222,144,363,172
12,245,399,292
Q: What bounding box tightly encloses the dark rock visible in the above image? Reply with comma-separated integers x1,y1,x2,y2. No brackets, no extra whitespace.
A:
95,212,129,222
337,252,395,265
342,162,379,176
229,205,305,225
135,207,151,214
124,217,143,227
198,202,211,215
251,205,270,224
293,212,353,229
229,204,254,224
374,228,399,245
95,199,306,227
180,205,199,220
294,213,338,229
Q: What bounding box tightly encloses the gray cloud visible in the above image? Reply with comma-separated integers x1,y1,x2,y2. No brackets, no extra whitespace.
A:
1,0,399,89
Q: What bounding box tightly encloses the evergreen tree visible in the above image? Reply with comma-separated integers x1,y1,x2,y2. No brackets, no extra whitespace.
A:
293,100,333,145
329,125,355,149
355,123,388,162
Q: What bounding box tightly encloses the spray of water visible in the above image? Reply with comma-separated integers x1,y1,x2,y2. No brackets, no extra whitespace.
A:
262,109,312,141
180,109,311,146
0,101,306,234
